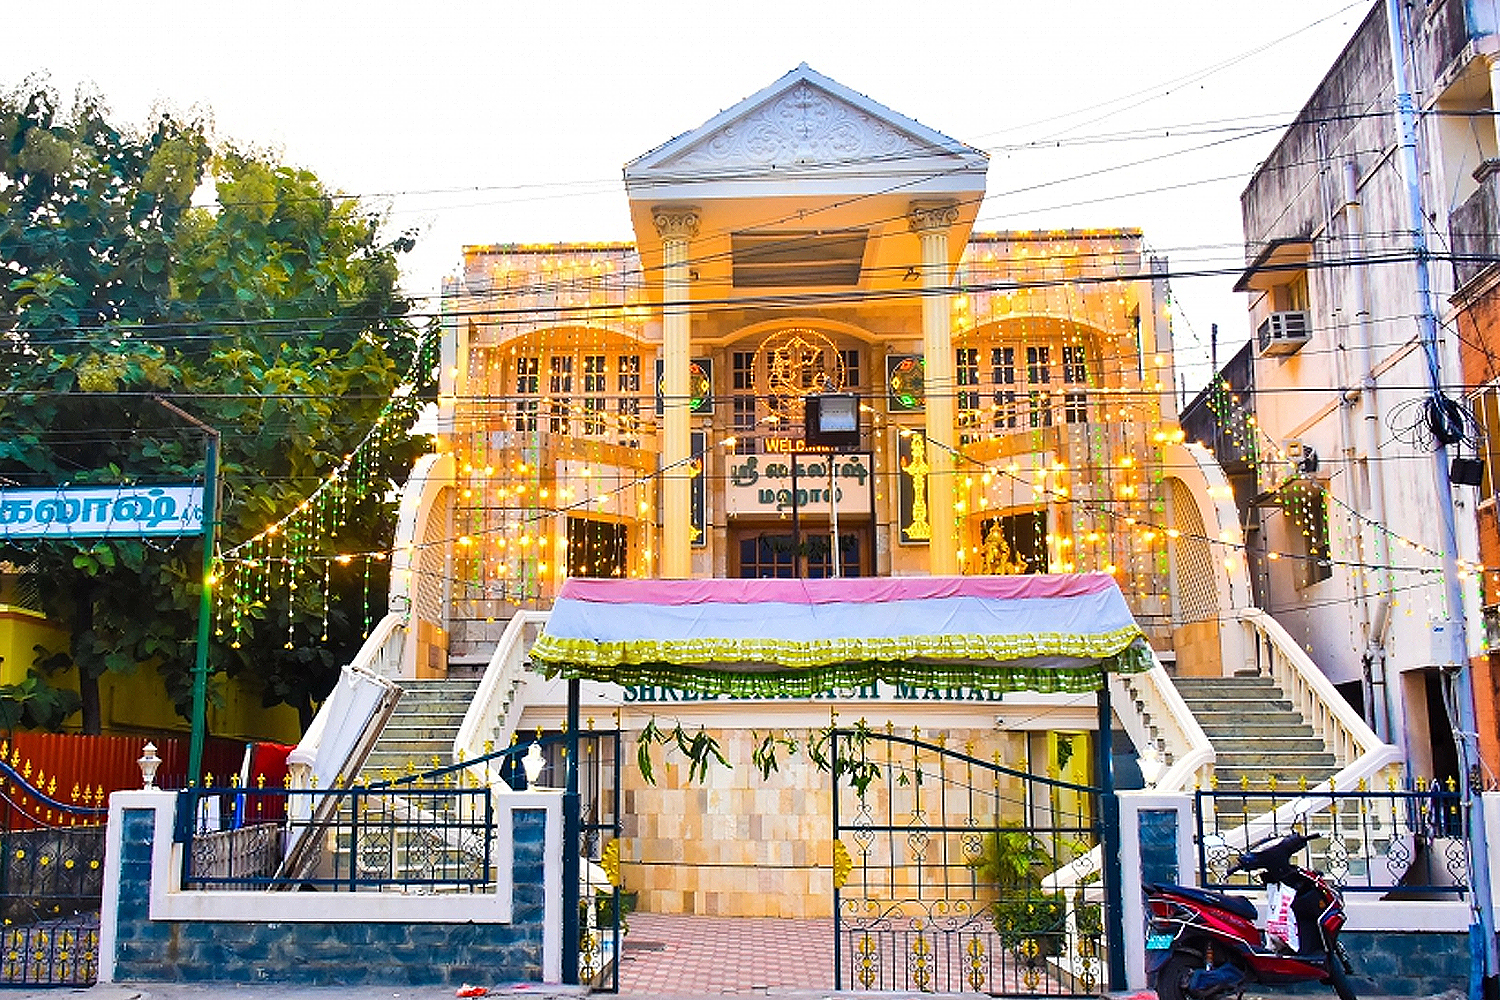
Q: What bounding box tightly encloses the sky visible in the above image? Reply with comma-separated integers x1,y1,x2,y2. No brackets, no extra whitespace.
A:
11,0,1378,396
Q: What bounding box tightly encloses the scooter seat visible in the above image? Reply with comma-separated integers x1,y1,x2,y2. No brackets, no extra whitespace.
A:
1150,883,1259,922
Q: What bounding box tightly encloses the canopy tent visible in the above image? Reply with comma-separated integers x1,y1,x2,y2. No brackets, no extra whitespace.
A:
529,573,1150,697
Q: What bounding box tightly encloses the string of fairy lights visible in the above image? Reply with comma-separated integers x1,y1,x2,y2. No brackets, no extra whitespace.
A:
212,327,442,649
196,231,1481,653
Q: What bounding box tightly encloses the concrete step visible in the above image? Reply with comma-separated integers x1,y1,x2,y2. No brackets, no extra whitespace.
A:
1205,737,1328,754
1198,722,1316,738
1180,698,1296,714
1218,755,1338,773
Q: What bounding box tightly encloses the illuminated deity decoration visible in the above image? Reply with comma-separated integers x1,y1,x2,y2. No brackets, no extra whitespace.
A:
902,436,931,541
980,523,1028,575
757,328,847,426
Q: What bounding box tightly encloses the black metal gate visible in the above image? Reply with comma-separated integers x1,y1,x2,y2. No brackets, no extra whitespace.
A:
831,727,1106,996
0,751,107,987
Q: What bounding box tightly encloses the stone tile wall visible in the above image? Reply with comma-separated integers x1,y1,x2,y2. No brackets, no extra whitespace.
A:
619,727,1033,918
109,807,548,986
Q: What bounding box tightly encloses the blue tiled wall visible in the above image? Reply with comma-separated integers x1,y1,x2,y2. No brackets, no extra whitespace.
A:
110,807,547,986
1138,808,1179,886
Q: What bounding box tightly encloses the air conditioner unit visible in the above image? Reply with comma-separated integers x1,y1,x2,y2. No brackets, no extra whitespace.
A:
1257,310,1311,356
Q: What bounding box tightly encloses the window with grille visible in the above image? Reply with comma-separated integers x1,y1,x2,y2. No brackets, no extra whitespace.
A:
1028,390,1053,428
582,356,607,435
617,355,641,392
992,348,1018,430
549,356,573,434
549,356,573,393
514,357,540,431
731,352,758,454
1027,346,1051,384
584,355,607,393
583,398,606,436
957,347,981,442
515,399,538,432
841,349,861,387
617,397,640,447
1062,345,1087,383
516,357,539,394
733,396,757,454
1062,345,1090,424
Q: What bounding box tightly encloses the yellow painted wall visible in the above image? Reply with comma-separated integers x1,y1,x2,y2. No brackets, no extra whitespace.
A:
0,607,68,684
0,607,301,744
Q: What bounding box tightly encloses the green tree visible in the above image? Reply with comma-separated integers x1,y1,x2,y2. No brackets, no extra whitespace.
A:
0,81,429,734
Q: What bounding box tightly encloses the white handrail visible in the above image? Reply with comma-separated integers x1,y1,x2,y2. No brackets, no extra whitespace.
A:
279,612,406,883
1046,649,1214,900
1113,648,1216,793
453,610,550,767
1210,608,1405,850
1233,607,1399,778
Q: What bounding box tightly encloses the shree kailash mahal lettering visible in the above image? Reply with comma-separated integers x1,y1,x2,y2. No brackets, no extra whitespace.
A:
622,682,1006,702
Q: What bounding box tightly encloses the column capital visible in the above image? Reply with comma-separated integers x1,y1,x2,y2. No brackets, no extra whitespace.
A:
908,200,960,234
653,206,701,241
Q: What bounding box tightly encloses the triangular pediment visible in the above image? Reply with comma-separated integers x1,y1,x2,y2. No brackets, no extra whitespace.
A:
626,64,986,179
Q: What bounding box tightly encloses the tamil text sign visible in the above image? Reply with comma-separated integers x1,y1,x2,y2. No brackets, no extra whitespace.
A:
725,452,872,516
0,485,205,539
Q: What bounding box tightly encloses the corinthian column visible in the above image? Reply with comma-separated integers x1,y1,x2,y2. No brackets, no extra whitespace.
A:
654,206,699,579
910,201,960,576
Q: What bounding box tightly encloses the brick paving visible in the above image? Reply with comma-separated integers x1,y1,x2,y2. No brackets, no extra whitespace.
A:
617,912,835,996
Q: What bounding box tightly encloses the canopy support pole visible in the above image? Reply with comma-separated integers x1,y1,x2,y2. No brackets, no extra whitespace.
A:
562,677,581,984
1098,673,1126,990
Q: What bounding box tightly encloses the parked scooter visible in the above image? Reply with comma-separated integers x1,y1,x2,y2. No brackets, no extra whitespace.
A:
1145,831,1356,1000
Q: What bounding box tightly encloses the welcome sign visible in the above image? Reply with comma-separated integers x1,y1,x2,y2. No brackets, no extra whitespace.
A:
0,485,205,539
724,453,872,516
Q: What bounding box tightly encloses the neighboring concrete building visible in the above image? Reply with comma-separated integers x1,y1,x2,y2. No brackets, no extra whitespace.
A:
1225,0,1499,782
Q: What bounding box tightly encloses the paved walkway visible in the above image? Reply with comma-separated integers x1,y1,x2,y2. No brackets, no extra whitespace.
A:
617,913,836,996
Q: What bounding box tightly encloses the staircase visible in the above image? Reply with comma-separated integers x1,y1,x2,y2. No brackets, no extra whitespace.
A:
361,676,482,780
1171,674,1339,819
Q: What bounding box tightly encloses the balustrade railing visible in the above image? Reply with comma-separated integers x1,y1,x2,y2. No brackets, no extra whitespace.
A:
454,611,550,769
1234,608,1404,795
1110,650,1215,794
1196,782,1466,896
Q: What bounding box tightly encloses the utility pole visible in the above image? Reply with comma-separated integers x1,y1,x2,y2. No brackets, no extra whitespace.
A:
1383,4,1498,996
153,397,219,788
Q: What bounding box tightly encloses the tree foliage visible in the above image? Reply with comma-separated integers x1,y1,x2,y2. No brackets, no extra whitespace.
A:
0,81,430,733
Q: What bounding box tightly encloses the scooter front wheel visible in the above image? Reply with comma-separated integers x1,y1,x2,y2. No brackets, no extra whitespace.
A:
1325,957,1358,1000
1153,951,1203,1000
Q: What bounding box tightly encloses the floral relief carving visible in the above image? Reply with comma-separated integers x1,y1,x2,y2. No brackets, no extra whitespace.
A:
666,83,924,169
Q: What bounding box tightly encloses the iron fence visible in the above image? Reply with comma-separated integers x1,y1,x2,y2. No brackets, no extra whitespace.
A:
173,730,624,990
1195,781,1468,895
180,782,495,892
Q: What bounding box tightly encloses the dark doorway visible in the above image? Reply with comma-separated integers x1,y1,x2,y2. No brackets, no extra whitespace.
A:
731,526,868,578
567,518,628,578
1423,669,1461,789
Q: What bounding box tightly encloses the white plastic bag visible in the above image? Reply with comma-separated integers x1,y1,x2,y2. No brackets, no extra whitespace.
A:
1264,881,1299,952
